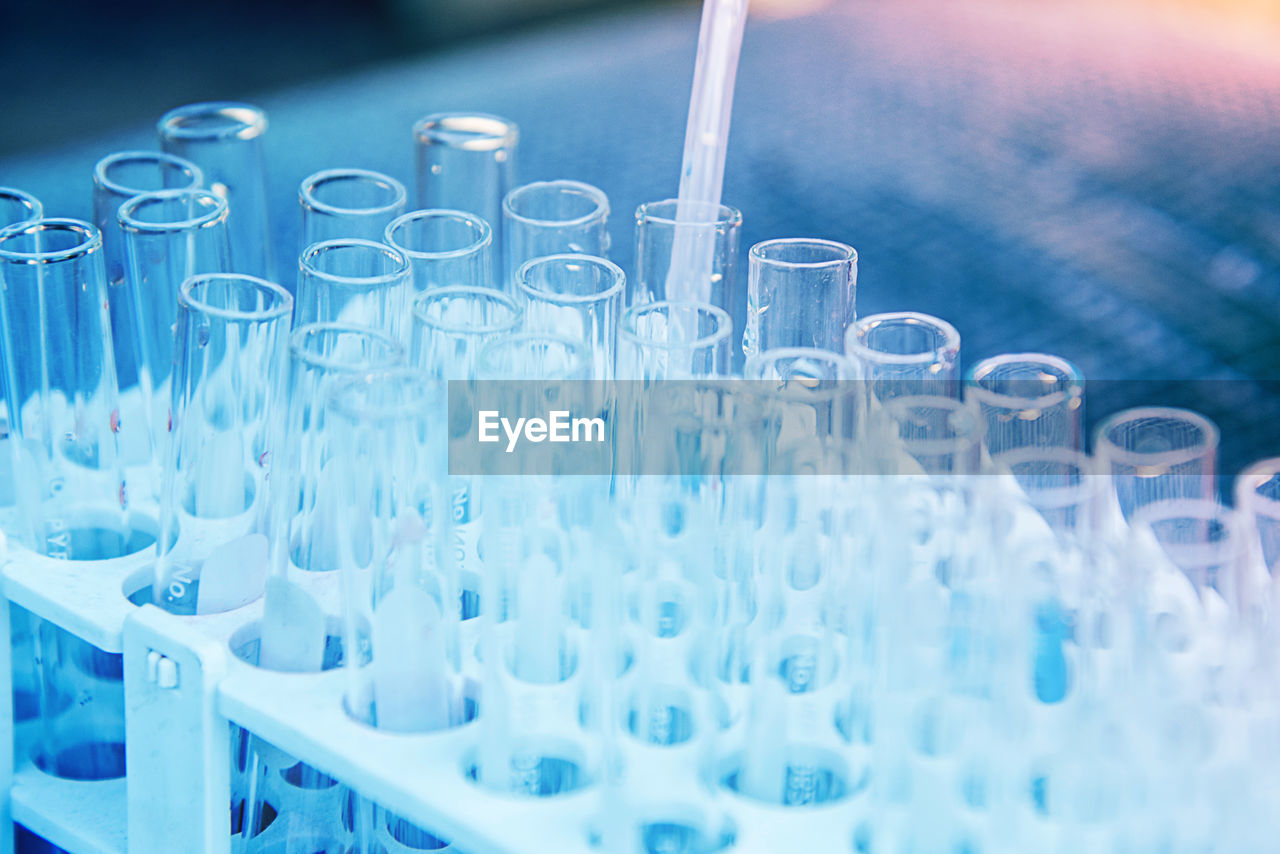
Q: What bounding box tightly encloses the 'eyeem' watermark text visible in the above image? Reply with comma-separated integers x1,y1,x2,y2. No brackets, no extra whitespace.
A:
477,410,606,453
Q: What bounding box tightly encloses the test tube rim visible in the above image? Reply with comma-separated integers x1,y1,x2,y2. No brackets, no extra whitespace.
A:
117,188,228,235
0,186,43,226
845,310,962,367
410,286,522,337
298,238,411,289
1130,497,1247,573
881,394,988,458
635,198,742,228
997,446,1106,512
619,299,732,351
299,168,408,218
964,352,1084,411
288,321,406,373
1236,457,1280,521
0,218,102,264
743,345,860,381
1093,406,1220,471
157,101,268,142
413,112,520,151
385,208,492,260
502,180,610,229
475,331,591,380
749,237,858,269
178,272,292,323
93,150,204,198
517,253,625,306
326,366,441,425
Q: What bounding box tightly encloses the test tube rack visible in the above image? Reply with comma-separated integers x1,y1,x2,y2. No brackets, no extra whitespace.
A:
0,480,860,854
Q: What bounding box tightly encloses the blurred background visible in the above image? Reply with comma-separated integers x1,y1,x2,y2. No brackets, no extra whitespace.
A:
5,0,1280,474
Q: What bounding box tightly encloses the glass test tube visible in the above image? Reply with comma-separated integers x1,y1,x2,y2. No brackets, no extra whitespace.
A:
158,102,274,280
413,112,518,266
517,253,624,381
0,187,41,229
385,209,493,293
92,151,204,391
296,239,412,341
845,311,961,402
744,347,863,444
1094,407,1218,523
118,189,231,474
1237,458,1280,578
0,185,41,488
0,219,133,559
965,353,1084,460
616,300,732,381
744,237,857,357
410,288,522,609
328,369,459,731
633,200,742,364
299,168,406,248
272,325,405,579
503,180,609,292
154,274,292,616
472,334,602,794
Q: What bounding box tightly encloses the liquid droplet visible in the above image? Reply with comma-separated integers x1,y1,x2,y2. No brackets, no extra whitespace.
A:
109,409,120,433
196,326,211,348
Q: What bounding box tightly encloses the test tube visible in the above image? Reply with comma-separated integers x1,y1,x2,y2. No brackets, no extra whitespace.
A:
118,188,231,474
880,395,985,476
413,112,518,264
0,186,41,229
296,239,412,341
845,311,961,402
92,151,204,391
299,168,406,248
0,219,133,558
158,102,273,280
410,286,523,379
270,324,405,580
385,209,493,292
503,180,610,292
744,238,857,356
616,300,732,381
743,347,862,443
1236,458,1280,577
965,353,1084,460
1094,407,1218,523
327,368,459,731
154,274,292,615
634,199,742,363
517,253,624,381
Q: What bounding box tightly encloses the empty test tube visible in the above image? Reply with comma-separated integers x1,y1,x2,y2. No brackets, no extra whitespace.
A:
503,180,610,292
0,219,133,559
744,237,857,357
269,324,404,579
118,189,232,474
153,274,292,615
1237,458,1280,577
0,187,40,439
880,395,986,476
744,347,863,444
616,300,732,381
414,112,518,264
845,311,961,402
518,253,625,381
410,286,522,380
296,239,412,341
634,199,742,364
965,353,1084,460
385,208,493,292
328,368,459,732
299,168,406,248
1094,407,1218,523
158,102,274,280
92,151,204,391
